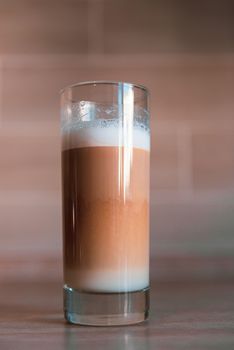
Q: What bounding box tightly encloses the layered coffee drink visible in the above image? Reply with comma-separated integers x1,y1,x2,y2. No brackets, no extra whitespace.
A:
62,122,150,293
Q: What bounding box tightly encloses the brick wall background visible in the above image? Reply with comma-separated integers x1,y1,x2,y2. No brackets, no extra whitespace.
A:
0,1,234,271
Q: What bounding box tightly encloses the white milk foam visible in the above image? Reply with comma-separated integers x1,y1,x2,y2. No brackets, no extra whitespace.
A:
62,123,150,151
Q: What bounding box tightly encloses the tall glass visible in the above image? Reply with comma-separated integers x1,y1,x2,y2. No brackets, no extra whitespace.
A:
60,81,150,326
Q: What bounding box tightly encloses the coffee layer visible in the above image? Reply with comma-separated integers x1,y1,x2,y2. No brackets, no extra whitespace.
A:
62,121,150,292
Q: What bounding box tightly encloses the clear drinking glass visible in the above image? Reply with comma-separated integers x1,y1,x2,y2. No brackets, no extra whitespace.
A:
60,81,150,326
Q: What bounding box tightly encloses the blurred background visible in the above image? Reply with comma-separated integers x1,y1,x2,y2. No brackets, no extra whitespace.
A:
0,0,234,282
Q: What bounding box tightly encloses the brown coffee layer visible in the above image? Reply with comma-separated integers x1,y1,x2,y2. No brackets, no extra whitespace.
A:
62,147,149,288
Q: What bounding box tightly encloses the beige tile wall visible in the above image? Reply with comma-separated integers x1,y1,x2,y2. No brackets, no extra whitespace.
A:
0,0,234,260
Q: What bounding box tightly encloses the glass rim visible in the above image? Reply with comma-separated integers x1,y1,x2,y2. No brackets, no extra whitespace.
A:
60,80,149,95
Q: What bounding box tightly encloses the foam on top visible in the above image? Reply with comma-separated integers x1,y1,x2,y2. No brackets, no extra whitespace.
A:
62,124,150,151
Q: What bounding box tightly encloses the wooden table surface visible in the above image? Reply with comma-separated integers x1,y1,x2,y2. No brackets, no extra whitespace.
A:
0,274,234,350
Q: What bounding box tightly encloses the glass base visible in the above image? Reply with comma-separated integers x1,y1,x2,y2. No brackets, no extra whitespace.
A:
64,285,149,326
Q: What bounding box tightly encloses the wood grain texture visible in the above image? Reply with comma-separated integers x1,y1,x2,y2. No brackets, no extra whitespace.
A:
1,55,234,257
103,0,234,53
0,260,234,349
0,0,88,54
0,0,234,264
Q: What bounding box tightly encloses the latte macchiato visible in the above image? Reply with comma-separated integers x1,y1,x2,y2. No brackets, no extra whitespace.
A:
62,123,150,292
